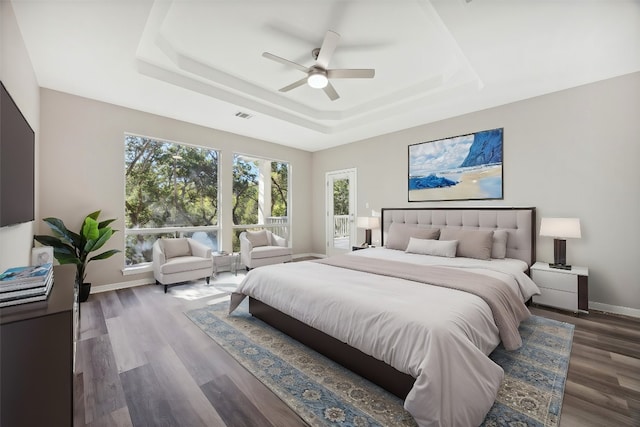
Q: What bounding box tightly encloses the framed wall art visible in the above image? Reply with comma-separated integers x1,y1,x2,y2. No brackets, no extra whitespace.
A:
31,246,54,266
408,128,504,202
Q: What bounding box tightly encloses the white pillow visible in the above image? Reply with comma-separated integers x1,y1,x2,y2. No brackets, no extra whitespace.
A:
386,223,440,251
439,228,494,260
405,237,458,258
246,230,270,247
161,238,191,259
491,230,509,259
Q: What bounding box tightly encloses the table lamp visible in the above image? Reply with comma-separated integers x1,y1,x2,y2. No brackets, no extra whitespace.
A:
539,217,581,270
356,217,380,247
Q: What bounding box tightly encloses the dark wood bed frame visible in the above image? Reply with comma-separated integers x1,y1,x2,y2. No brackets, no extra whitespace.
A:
248,207,536,399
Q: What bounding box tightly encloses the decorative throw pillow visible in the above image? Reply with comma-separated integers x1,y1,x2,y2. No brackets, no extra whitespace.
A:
246,230,270,247
386,223,440,251
439,228,494,260
491,229,509,259
161,238,191,259
405,237,458,258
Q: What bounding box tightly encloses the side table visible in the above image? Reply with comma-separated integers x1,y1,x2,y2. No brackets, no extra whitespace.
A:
213,252,240,278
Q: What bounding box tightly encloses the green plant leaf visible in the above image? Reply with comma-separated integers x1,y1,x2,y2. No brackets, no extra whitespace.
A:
84,227,113,253
89,249,120,262
53,251,82,265
34,234,67,249
42,217,73,243
53,245,76,256
34,235,77,257
82,217,100,241
86,210,101,221
43,217,83,248
97,218,116,229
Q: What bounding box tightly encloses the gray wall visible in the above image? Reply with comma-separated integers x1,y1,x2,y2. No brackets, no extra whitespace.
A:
311,72,640,315
38,89,313,289
0,1,41,272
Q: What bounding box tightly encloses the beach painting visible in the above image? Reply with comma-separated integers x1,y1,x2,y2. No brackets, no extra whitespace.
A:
408,128,503,202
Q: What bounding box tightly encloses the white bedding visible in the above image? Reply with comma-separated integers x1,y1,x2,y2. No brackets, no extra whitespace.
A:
230,248,540,427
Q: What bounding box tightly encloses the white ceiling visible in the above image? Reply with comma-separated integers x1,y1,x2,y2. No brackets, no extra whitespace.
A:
10,0,640,152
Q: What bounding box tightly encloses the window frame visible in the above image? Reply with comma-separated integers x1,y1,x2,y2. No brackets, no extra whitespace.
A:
123,133,221,269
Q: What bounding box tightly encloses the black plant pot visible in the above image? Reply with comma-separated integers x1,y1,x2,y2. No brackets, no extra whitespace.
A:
79,282,91,302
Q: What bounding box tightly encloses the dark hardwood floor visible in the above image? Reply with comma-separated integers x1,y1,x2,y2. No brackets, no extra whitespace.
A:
74,273,640,427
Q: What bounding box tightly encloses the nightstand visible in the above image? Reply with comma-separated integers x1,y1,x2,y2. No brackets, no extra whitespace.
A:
531,262,588,313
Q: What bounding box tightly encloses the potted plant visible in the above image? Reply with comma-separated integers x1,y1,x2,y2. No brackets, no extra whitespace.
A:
34,210,120,302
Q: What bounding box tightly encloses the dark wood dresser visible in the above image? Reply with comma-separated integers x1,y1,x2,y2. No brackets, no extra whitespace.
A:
0,264,77,427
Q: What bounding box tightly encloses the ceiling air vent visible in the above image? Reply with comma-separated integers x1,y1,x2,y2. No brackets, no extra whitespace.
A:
234,111,252,119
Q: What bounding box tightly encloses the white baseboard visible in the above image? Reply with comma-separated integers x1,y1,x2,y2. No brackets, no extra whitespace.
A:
589,301,640,319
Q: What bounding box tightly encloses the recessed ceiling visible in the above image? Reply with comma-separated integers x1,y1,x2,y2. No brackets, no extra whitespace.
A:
10,0,640,151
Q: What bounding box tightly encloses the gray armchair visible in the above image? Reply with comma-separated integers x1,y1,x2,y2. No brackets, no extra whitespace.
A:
240,230,293,270
153,238,213,293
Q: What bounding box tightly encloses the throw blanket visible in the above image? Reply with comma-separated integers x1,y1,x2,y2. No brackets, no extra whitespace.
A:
314,254,530,350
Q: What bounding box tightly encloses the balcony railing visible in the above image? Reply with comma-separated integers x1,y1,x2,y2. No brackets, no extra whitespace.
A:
265,216,288,239
334,215,350,238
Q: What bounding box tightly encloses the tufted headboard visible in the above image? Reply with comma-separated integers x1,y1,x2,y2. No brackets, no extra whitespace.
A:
381,207,536,266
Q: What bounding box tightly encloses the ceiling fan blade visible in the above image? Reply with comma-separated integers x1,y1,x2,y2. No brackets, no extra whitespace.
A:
327,69,375,79
262,52,309,73
279,77,308,93
315,30,340,69
323,82,340,101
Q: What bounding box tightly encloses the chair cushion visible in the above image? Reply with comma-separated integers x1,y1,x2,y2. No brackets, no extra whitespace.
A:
160,256,212,275
250,245,293,260
162,238,191,259
246,230,270,247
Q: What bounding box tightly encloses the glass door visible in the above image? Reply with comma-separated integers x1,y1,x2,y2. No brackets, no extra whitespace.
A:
325,169,356,256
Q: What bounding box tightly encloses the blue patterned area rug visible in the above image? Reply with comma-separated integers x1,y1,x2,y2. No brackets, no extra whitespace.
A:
185,301,574,427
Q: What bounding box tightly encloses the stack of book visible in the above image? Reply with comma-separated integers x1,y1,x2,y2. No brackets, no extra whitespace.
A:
0,263,54,308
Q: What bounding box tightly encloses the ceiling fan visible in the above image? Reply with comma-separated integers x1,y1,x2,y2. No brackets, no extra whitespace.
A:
262,30,375,101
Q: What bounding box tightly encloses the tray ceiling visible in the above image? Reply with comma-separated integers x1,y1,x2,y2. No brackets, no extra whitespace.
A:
10,0,640,151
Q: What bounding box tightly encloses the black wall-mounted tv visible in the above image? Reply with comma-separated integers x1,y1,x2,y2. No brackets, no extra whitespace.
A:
0,81,35,227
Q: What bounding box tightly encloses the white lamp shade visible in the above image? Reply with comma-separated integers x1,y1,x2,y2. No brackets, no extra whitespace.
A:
540,217,581,239
357,216,380,229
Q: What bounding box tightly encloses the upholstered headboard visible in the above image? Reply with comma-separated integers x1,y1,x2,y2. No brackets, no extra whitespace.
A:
380,207,536,266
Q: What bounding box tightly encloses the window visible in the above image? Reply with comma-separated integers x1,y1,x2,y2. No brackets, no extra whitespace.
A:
124,135,219,266
232,154,290,251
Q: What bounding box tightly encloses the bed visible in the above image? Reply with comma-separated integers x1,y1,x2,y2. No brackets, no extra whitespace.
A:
229,207,539,427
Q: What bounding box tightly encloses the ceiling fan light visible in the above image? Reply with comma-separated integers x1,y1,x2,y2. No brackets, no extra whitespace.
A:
307,72,328,89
